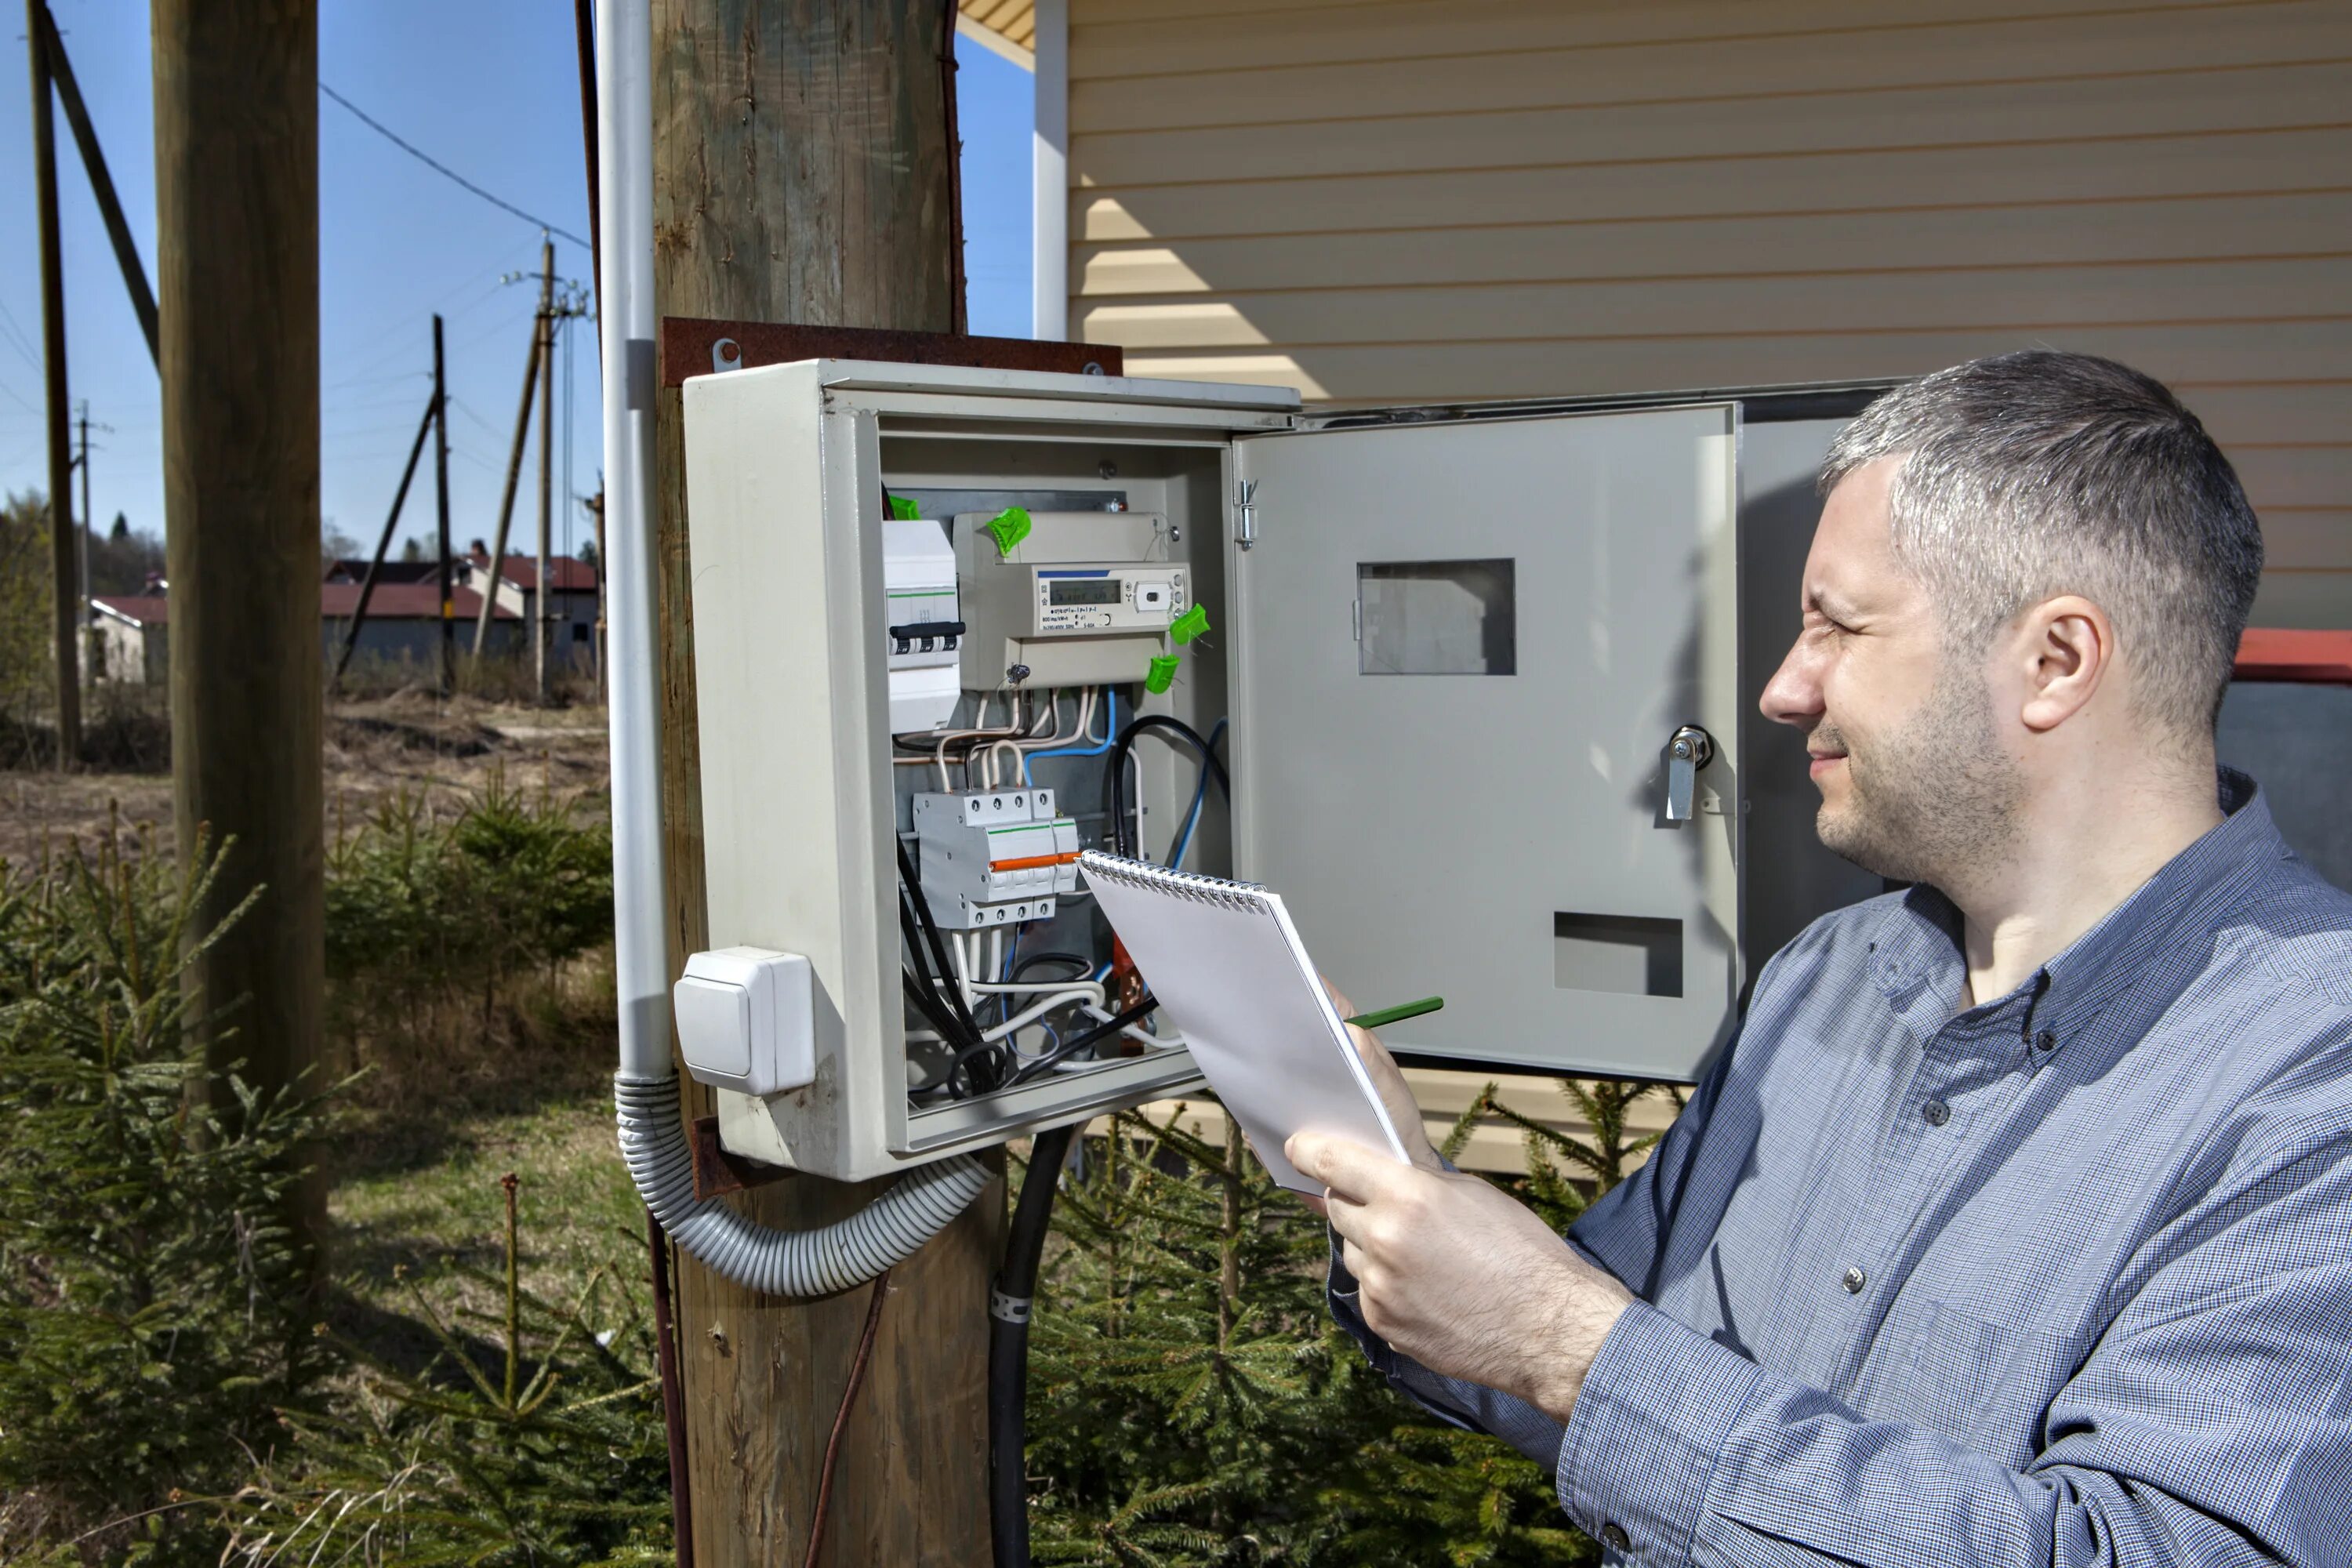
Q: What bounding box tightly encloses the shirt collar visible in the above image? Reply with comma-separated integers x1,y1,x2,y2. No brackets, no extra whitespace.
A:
1872,769,2289,1050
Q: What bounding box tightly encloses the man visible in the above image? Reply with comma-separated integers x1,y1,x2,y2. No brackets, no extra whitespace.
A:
1290,351,2352,1565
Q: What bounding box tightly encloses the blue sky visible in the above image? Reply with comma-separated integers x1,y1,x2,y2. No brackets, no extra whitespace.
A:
0,2,1031,563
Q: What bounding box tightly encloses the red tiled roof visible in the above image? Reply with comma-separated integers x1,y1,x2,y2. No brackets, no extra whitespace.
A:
93,594,170,626
2235,628,2352,686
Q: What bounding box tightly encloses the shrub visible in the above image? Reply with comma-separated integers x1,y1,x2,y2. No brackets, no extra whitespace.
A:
0,826,337,1566
1023,1095,1658,1566
324,769,612,1108
223,1173,670,1567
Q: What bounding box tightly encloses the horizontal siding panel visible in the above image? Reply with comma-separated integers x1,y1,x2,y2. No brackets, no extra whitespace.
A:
1073,3,2335,132
1076,193,2352,296
1072,60,2352,188
2250,570,2352,627
1110,321,2352,402
2183,384,2352,448
1080,258,2350,347
1073,126,2352,241
2230,448,2352,510
2258,508,2352,568
1073,0,2241,77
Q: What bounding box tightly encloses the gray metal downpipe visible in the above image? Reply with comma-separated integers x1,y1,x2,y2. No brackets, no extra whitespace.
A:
597,0,982,1296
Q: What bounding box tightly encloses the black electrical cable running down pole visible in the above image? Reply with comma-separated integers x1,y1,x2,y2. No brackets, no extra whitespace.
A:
433,313,453,695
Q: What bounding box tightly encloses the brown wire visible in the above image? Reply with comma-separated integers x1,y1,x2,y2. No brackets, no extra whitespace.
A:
802,1268,893,1568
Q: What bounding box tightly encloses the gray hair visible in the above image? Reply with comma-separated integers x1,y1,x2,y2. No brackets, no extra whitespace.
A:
1820,350,2263,737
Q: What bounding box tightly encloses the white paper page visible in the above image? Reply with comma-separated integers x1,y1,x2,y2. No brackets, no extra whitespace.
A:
1082,855,1409,1192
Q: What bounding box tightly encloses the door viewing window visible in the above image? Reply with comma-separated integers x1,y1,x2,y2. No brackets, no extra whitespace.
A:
1356,557,1515,675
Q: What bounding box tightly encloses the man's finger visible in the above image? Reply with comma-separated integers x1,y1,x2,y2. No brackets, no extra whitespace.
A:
1287,1131,1414,1201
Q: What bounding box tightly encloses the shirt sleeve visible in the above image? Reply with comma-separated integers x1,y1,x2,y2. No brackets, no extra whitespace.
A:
1557,1116,2352,1567
1327,1182,1568,1465
1565,1029,1741,1295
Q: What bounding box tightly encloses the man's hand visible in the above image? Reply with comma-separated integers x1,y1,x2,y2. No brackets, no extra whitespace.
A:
1320,978,1441,1173
1289,1129,1635,1425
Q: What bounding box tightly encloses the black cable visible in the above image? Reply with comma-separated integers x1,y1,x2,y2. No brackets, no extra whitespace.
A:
1104,716,1229,858
1012,951,1091,982
990,1122,1076,1568
898,836,985,1049
1011,997,1160,1087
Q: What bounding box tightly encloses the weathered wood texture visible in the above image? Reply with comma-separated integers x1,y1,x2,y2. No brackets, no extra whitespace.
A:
651,4,1002,1564
151,0,325,1242
1065,0,2352,629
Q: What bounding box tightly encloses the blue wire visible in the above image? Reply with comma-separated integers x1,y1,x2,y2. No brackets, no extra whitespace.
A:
1021,689,1117,784
1166,717,1228,871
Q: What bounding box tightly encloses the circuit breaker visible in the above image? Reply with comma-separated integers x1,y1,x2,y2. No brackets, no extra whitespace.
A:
680,358,1753,1182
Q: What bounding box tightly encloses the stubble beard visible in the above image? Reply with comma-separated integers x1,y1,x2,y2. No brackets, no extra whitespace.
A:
1814,662,2023,890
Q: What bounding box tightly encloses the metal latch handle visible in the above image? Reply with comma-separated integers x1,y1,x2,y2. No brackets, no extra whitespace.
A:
1666,725,1715,823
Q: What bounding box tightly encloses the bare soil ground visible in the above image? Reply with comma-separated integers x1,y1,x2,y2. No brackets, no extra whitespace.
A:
1,691,611,866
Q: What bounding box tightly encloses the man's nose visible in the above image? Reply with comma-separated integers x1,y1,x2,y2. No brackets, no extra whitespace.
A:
1759,638,1823,728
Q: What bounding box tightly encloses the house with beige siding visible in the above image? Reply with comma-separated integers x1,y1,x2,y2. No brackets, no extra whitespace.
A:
957,0,2351,1171
964,0,2350,631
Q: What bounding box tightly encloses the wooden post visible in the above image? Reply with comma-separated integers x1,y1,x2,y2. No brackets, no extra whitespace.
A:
470,253,552,662
534,246,555,702
434,314,453,694
151,0,323,1244
651,3,1000,1563
28,0,78,766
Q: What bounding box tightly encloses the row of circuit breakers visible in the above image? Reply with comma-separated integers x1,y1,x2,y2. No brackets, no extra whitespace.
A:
890,507,1196,931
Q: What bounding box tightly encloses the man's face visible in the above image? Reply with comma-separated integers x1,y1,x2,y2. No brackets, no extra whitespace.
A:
1759,459,2022,886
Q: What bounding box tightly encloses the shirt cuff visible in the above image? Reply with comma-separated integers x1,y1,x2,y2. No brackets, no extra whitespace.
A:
1559,1299,1766,1565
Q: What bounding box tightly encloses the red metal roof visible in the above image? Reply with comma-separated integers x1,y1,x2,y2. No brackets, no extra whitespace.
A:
92,594,170,626
2234,628,2352,685
468,551,599,591
322,582,513,620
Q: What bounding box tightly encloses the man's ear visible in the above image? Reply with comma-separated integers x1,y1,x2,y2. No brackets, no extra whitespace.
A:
2014,594,2111,734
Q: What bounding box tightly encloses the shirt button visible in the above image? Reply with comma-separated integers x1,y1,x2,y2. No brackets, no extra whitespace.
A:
2036,1029,2058,1052
1842,1265,1867,1294
1922,1098,1951,1127
1603,1523,1631,1552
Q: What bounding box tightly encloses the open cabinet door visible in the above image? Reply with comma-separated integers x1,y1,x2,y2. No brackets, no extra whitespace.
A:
1230,405,1742,1082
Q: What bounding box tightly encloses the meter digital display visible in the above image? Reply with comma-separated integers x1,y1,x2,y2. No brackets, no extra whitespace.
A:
1046,578,1123,607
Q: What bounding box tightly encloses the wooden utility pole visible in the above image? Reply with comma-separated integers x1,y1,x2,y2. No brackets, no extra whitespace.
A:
151,0,323,1244
28,0,78,766
651,3,998,1563
470,248,553,663
533,249,555,701
434,314,454,694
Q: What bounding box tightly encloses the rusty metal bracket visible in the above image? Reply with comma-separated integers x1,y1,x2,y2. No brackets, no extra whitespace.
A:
659,317,1121,389
690,1114,795,1202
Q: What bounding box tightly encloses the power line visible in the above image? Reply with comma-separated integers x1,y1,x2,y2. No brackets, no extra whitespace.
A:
318,82,590,251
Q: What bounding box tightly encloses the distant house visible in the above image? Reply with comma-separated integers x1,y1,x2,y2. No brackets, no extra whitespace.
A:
92,581,519,685
454,550,601,670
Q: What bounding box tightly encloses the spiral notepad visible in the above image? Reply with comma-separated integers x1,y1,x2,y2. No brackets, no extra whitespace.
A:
1080,851,1410,1192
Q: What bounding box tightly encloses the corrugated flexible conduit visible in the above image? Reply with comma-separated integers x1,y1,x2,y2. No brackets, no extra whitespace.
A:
596,0,984,1299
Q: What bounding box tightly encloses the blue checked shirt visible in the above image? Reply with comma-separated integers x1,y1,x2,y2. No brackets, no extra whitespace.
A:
1331,772,2352,1565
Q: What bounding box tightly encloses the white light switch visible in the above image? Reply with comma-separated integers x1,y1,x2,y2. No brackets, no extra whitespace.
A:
673,947,815,1097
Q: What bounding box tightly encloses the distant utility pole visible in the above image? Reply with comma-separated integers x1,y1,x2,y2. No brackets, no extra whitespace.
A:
470,241,554,670
27,0,78,766
153,0,325,1257
434,313,454,695
535,249,556,701
72,401,106,677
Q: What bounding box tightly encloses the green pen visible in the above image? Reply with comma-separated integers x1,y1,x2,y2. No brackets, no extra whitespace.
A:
1341,996,1444,1032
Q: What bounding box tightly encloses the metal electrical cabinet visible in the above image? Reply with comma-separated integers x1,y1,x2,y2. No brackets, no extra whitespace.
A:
681,359,1824,1183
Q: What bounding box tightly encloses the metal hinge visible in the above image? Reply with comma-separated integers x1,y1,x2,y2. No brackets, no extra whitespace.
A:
1232,479,1259,550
